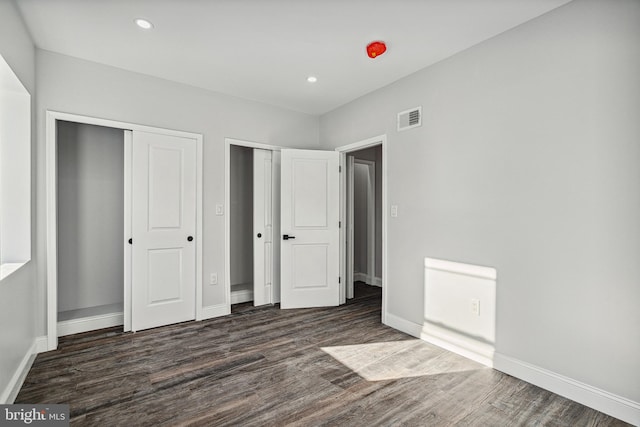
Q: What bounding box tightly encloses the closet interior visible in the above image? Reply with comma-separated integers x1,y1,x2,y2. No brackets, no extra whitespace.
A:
229,145,254,304
348,145,383,293
56,120,125,334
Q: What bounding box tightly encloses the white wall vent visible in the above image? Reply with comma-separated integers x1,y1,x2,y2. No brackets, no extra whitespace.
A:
397,106,422,132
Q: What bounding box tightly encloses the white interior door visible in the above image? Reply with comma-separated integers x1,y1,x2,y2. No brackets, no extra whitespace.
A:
132,131,197,331
253,149,273,306
280,149,340,309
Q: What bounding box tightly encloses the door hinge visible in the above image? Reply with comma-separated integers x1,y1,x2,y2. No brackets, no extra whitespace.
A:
339,165,342,173
339,221,342,228
339,277,341,283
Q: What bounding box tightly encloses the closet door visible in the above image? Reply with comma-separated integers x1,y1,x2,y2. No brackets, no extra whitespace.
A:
253,149,273,306
131,131,197,331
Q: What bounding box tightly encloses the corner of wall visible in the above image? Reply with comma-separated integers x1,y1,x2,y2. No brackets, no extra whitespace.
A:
0,338,40,404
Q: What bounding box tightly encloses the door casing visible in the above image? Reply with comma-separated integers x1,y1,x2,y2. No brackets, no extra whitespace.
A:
335,135,387,322
45,111,203,351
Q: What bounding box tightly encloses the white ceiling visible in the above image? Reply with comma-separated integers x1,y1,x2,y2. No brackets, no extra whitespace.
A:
16,0,572,115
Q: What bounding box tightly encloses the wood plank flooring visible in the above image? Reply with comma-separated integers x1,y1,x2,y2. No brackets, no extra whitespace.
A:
17,285,628,426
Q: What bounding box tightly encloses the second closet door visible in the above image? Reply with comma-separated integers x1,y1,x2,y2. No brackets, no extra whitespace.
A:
131,131,197,331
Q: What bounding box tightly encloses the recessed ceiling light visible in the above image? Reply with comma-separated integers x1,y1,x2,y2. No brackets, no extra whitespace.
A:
135,18,154,30
307,76,318,83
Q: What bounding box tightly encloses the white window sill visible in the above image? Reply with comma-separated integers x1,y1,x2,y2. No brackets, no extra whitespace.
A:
0,262,28,281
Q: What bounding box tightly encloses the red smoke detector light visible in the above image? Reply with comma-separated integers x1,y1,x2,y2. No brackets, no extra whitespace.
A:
366,41,387,59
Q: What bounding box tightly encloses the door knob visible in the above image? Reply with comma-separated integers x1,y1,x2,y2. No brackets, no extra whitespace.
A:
128,238,132,245
257,233,262,238
187,236,194,242
283,234,296,240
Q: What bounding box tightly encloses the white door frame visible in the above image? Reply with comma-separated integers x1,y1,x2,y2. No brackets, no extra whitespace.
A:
46,111,203,351
335,134,387,322
348,158,376,297
224,138,282,312
346,156,354,299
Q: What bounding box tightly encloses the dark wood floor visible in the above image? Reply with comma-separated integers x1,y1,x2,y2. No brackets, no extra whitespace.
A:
18,284,628,426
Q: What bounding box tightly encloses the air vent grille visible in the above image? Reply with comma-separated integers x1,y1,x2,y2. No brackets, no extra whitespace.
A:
397,106,422,132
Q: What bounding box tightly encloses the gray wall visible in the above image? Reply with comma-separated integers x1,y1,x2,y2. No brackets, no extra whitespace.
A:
230,145,253,287
0,0,37,401
57,121,124,313
320,0,640,403
35,49,321,332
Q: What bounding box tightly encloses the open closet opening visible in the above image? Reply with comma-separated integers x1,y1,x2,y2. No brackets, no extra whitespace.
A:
47,111,203,349
56,120,125,336
229,145,254,305
226,140,280,312
346,144,383,303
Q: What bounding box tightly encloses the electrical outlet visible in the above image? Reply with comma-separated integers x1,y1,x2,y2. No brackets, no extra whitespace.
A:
391,205,398,218
470,298,480,316
210,273,218,286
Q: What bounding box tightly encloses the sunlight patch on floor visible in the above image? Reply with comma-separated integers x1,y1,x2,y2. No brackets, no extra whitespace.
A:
321,339,486,381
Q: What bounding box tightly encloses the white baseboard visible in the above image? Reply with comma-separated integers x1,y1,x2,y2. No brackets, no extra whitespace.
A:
384,312,493,367
354,272,382,287
384,312,422,337
494,353,640,425
230,289,253,304
57,312,123,337
0,340,37,404
420,322,494,368
384,313,638,424
35,336,48,354
200,303,230,320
